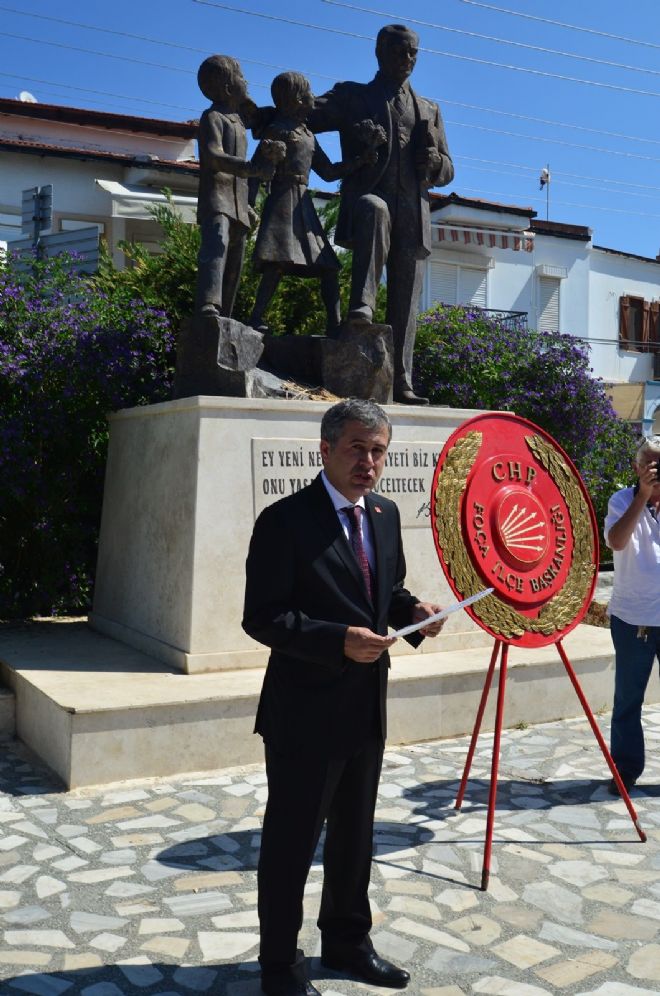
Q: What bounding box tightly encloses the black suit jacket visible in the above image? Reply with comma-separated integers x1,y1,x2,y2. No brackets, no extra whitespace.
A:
242,474,421,756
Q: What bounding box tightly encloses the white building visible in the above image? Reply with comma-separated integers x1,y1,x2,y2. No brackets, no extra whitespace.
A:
2,97,659,429
426,193,660,432
0,96,198,265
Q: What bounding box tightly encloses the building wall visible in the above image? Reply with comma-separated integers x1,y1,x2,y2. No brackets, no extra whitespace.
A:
1,152,125,240
590,249,660,385
424,228,660,387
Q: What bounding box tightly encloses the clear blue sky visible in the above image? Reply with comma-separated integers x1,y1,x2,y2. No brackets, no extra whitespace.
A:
2,0,660,260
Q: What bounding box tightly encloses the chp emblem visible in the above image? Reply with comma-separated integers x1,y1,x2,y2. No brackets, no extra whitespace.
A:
431,413,598,648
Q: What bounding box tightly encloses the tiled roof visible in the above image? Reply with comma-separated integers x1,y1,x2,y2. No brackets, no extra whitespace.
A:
0,96,197,138
531,219,591,241
430,191,536,219
0,136,199,173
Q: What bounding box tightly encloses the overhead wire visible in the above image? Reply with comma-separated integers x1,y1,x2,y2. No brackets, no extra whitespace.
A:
445,120,660,164
3,5,659,150
457,157,660,195
442,99,660,149
456,0,660,53
322,0,660,79
0,69,196,113
455,162,660,203
2,0,658,235
455,186,660,222
193,0,660,99
0,5,337,82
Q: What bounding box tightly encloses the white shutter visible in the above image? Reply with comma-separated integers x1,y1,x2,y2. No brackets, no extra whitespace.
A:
429,261,458,306
538,277,560,331
459,267,487,307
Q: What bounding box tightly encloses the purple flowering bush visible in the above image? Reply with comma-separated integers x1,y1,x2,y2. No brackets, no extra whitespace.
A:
0,251,175,617
414,305,636,558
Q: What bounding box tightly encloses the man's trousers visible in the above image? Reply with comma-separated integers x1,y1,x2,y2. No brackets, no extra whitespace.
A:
257,737,383,973
610,613,660,782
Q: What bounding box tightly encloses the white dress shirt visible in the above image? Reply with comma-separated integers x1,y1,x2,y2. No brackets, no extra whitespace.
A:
321,470,376,572
605,486,660,626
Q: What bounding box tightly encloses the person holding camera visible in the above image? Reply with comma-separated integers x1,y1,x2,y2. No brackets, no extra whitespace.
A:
605,436,660,794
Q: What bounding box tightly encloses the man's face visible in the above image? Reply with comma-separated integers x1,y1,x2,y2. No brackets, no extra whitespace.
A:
636,451,660,497
320,420,390,502
377,35,418,85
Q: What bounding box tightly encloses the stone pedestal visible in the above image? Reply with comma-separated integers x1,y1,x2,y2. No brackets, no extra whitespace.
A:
322,323,393,403
260,325,393,402
90,397,490,673
173,313,264,399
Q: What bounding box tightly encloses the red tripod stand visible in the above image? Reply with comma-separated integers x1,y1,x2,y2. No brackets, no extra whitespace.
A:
454,638,647,891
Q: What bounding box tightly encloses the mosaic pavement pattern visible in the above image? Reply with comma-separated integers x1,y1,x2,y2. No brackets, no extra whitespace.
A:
1,707,660,996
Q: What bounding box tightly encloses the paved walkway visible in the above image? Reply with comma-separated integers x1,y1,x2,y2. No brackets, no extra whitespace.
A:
1,705,660,996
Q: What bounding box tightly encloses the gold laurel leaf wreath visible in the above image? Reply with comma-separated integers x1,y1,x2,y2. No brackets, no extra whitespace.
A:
433,431,595,640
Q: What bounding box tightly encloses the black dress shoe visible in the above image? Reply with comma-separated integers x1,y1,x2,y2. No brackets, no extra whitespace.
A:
608,775,636,796
393,387,429,405
261,950,320,996
321,948,410,989
261,980,320,996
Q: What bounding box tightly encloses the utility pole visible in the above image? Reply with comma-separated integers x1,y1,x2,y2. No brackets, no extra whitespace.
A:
539,165,550,221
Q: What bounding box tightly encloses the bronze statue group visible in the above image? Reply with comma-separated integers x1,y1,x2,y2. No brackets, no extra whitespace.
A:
195,24,454,405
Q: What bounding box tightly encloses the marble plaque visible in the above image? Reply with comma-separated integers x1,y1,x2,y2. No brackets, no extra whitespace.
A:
252,438,444,528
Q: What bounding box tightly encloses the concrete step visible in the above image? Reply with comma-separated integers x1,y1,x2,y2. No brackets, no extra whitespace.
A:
0,685,15,740
0,619,633,790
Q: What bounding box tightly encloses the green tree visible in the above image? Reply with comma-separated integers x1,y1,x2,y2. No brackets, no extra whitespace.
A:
95,192,386,336
94,195,199,328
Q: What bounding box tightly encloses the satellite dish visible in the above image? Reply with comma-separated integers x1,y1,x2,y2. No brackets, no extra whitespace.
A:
18,91,37,103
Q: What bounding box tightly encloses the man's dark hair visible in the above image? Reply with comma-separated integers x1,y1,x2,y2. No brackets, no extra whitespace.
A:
375,23,419,58
321,398,392,445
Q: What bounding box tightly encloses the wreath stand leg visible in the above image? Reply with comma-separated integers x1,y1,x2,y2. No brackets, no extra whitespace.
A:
455,638,646,892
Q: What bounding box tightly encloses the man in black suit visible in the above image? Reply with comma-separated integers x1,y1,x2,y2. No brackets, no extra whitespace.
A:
243,398,444,996
310,24,454,405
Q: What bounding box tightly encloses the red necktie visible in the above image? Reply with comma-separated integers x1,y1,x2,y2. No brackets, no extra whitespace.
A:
345,505,373,601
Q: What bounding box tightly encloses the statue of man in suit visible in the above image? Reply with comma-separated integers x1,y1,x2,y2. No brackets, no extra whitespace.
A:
243,398,445,996
310,24,454,404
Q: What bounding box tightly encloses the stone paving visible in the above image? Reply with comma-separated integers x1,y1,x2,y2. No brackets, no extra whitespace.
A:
1,705,660,996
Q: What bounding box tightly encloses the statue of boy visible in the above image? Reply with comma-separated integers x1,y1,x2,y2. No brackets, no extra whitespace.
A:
249,71,377,338
195,55,284,318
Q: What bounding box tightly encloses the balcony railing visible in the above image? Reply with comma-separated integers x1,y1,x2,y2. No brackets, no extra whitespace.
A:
474,308,529,330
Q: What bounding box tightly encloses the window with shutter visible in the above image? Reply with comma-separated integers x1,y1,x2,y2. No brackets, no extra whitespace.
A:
429,262,458,306
459,267,487,308
428,261,488,308
619,296,630,346
650,302,660,352
619,296,645,350
538,277,560,331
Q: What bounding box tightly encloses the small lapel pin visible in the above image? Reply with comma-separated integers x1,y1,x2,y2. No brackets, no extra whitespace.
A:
374,505,382,513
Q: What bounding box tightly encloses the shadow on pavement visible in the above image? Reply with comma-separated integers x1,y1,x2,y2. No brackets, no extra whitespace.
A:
0,960,263,994
155,820,436,873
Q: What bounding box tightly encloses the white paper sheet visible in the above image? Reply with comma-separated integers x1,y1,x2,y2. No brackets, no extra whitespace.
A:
390,587,495,638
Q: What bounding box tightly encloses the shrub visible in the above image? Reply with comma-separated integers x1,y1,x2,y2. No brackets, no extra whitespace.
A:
413,304,637,558
95,193,386,336
94,196,199,329
0,250,175,617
